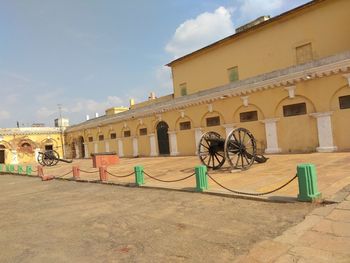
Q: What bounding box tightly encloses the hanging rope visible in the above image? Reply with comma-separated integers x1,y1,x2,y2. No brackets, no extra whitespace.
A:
143,171,195,183
206,172,298,196
106,170,134,178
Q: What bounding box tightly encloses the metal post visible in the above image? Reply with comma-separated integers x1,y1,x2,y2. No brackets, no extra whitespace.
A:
297,163,322,202
99,166,108,182
72,166,80,180
26,165,32,176
134,165,144,186
17,165,24,174
195,165,208,192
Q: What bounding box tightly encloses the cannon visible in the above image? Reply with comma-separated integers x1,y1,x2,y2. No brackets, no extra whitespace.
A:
37,150,73,166
198,127,268,170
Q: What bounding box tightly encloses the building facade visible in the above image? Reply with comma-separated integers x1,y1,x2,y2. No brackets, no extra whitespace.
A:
0,127,65,164
65,0,350,159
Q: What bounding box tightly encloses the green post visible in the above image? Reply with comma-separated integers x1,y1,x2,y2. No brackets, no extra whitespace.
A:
9,164,15,173
17,165,23,174
26,166,32,176
134,165,145,186
297,163,322,202
195,165,208,192
5,164,10,173
0,164,2,172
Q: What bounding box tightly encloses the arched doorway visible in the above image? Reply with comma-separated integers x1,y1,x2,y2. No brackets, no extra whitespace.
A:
156,121,170,155
0,145,5,164
78,136,85,158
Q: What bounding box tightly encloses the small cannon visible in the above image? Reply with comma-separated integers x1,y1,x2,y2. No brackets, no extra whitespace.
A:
37,150,73,166
198,127,268,170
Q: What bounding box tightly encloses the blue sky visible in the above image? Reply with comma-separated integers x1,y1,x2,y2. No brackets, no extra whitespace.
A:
0,0,309,128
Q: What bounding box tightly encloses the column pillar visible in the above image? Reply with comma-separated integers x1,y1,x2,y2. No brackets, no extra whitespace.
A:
168,131,179,156
261,118,282,154
94,142,98,154
117,138,124,157
11,150,18,165
105,141,110,152
222,124,236,138
310,112,337,152
84,143,89,158
148,133,158,157
74,143,80,158
34,148,41,163
132,137,139,157
194,128,203,155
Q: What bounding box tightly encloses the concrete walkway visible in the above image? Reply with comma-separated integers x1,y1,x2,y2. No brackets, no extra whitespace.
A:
234,187,350,262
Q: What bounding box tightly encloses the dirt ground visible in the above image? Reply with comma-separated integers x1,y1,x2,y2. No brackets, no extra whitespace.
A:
0,175,318,262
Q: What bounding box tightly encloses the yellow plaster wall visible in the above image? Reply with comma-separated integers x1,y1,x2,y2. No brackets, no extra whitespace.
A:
170,0,350,97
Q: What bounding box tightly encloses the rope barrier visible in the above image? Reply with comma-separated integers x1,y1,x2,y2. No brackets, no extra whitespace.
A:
106,170,134,178
207,172,298,196
54,170,73,179
143,171,195,183
79,169,99,174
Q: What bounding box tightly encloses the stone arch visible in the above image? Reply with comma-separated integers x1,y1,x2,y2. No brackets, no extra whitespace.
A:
175,115,194,131
274,95,316,117
232,104,266,153
156,121,170,155
232,104,265,123
329,84,350,150
274,95,318,153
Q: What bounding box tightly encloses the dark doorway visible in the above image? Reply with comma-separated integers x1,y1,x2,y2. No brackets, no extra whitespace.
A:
0,145,5,164
156,121,170,155
45,145,53,151
79,136,85,158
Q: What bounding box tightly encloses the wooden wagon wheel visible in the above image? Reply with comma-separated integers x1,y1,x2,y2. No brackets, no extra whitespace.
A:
46,150,60,166
224,128,257,170
198,131,226,170
37,152,46,166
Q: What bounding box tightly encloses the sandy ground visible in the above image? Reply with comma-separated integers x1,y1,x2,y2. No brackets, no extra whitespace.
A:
0,175,317,262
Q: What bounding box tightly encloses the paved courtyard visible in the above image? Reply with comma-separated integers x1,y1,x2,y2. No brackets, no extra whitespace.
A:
0,175,314,262
33,152,350,201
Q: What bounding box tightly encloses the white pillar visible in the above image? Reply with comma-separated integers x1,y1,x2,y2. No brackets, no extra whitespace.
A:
132,137,139,157
34,148,41,163
105,141,110,152
168,131,179,156
222,124,235,138
310,112,337,152
84,143,89,158
343,73,350,86
75,143,79,158
149,133,158,157
94,142,98,153
11,150,18,165
117,138,124,157
194,128,203,154
261,118,282,154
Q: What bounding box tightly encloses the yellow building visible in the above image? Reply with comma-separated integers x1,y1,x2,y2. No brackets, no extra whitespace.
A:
65,0,350,159
0,127,65,164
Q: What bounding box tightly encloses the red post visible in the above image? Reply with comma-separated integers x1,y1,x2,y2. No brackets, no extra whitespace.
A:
37,165,44,177
99,166,108,182
72,166,80,180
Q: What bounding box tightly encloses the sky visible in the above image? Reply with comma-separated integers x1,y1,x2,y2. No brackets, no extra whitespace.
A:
0,0,310,128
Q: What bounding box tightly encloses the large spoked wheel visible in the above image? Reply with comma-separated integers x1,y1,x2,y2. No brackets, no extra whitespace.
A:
198,131,226,170
46,150,60,166
224,128,257,170
37,152,46,166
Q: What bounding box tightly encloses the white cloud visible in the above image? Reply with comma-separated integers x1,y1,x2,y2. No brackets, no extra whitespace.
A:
0,110,10,120
36,107,57,119
165,6,235,58
239,0,283,20
70,96,124,114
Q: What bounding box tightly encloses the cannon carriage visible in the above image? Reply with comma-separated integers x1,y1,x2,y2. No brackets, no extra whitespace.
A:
198,127,268,170
37,150,73,166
